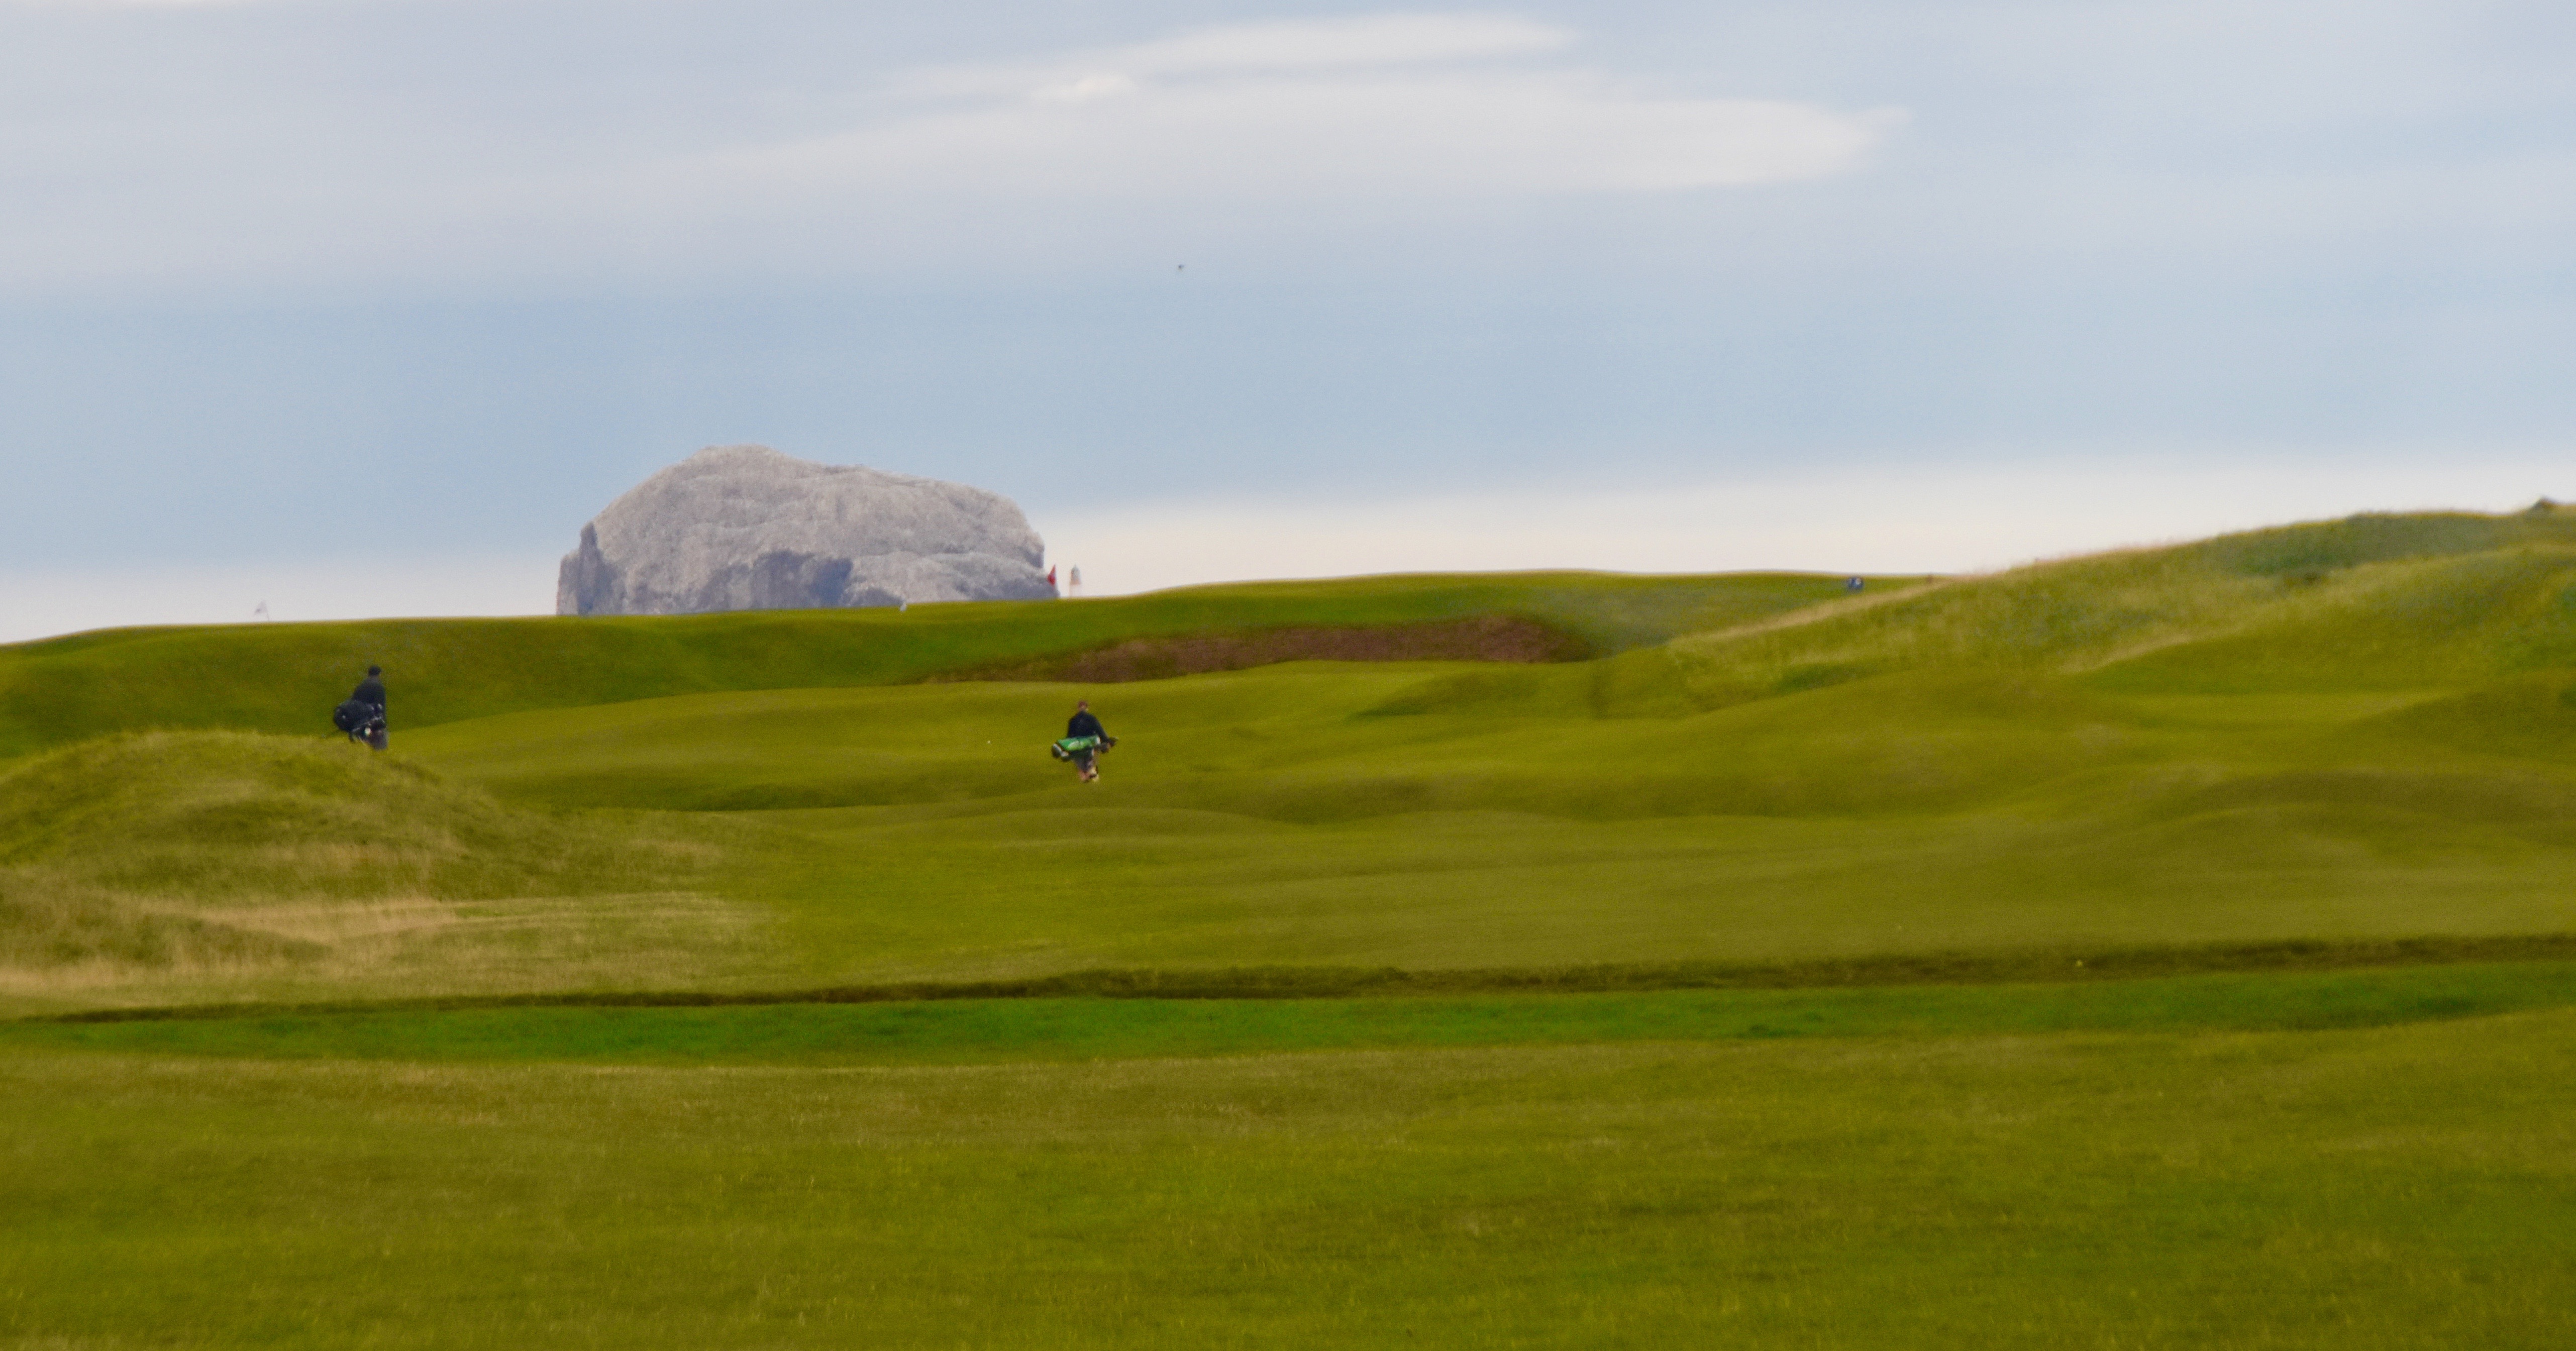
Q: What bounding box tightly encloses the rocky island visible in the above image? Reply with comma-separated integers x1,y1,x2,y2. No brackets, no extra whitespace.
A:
557,445,1055,615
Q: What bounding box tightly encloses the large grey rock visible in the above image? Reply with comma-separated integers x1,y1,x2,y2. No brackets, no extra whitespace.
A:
557,445,1055,616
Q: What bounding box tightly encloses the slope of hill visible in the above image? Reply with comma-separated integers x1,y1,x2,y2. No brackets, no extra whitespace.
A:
9,509,2575,1348
0,571,1895,760
1669,509,2576,704
375,666,2576,988
8,507,2576,1008
369,507,2576,991
0,731,750,1009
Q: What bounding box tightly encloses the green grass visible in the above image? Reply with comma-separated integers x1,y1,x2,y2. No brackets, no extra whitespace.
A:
0,570,1885,759
5,1011,2573,1348
11,510,2576,1007
0,731,759,1013
374,652,2576,989
13,961,2576,1065
0,730,703,901
1670,510,2576,704
10,508,2576,1344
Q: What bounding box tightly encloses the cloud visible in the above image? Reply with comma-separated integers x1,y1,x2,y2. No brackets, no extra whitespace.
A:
725,80,1897,202
0,9,1903,292
907,13,1575,96
703,15,1903,204
2,0,263,8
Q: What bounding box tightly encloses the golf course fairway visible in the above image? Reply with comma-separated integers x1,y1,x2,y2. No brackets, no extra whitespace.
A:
5,510,2575,1346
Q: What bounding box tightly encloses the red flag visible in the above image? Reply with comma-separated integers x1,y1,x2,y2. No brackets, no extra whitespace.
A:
1047,566,1058,588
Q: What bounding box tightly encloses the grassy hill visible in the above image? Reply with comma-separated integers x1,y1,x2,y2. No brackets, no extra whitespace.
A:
321,508,2556,995
2,506,2568,1008
9,509,2576,1347
0,731,750,1009
1668,507,2576,703
0,570,1893,760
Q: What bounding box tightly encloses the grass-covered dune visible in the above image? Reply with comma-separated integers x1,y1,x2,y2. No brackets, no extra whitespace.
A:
0,731,749,1009
324,508,2572,995
10,508,2576,1347
6,507,2575,1005
1670,506,2576,702
0,570,1889,759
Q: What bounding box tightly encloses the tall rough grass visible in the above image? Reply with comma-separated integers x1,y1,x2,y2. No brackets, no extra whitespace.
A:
1671,511,2576,703
0,731,758,1009
0,730,709,902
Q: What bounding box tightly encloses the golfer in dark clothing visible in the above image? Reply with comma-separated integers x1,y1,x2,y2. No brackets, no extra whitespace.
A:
347,665,388,751
1066,700,1111,782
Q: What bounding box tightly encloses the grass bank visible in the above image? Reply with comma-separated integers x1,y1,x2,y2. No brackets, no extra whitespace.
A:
0,731,759,1014
13,961,2576,1065
0,570,1886,758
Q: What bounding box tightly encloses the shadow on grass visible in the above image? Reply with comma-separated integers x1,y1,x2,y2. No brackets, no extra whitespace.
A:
10,961,2576,1066
36,931,2576,1025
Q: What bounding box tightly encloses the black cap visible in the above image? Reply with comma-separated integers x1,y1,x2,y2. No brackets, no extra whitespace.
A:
367,665,382,676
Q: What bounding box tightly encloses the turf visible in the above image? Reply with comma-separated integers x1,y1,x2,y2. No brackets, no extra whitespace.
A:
0,570,1887,759
10,509,2576,1345
12,961,2576,1065
0,731,761,1013
386,651,2576,989
5,1012,2572,1348
1661,511,2576,719
0,730,700,901
11,508,2576,1010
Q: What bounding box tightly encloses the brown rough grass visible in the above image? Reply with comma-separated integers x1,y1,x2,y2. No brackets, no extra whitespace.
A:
928,614,1590,684
0,885,771,1012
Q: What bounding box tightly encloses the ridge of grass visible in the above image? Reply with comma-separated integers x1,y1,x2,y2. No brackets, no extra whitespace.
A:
924,613,1591,683
0,729,708,903
15,508,2576,1016
13,961,2576,1067
1669,510,2576,705
37,932,2576,1024
0,570,1886,758
0,731,755,1006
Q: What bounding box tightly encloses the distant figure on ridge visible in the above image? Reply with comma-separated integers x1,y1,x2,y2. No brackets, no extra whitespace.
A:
1846,576,1865,593
1051,699,1115,783
333,665,389,751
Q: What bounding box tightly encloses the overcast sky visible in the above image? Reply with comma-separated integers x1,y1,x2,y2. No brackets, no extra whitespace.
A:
2,0,2570,639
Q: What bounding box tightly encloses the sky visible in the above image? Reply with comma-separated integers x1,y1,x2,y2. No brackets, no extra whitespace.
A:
1,0,2569,640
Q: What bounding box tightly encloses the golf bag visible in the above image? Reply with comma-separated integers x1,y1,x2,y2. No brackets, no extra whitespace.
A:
332,698,388,751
